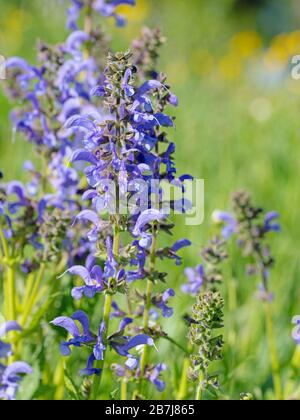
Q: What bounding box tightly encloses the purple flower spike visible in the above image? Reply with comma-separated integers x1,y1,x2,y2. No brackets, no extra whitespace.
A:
51,311,94,356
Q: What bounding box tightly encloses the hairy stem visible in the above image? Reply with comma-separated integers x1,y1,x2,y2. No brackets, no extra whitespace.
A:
195,370,204,400
138,227,157,393
91,229,119,400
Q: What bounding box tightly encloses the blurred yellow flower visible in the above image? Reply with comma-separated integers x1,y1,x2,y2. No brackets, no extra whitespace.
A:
286,31,300,56
189,50,214,77
230,31,262,59
218,53,242,80
117,0,149,23
1,8,23,52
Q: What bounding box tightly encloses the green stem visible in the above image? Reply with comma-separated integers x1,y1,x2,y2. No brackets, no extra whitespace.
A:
195,370,204,400
291,345,300,370
91,293,113,400
264,303,283,400
121,379,127,401
0,227,9,259
0,228,16,322
7,265,16,322
20,263,46,327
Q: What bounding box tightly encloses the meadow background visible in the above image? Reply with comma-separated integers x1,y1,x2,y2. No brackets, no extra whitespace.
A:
1,0,300,400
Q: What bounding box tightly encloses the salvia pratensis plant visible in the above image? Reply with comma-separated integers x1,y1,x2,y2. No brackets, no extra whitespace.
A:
213,191,283,399
51,47,191,399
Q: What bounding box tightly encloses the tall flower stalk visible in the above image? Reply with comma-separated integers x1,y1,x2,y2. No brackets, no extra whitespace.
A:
180,237,227,400
214,191,283,399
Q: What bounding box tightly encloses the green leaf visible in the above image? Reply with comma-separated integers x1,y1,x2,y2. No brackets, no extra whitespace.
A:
64,369,82,401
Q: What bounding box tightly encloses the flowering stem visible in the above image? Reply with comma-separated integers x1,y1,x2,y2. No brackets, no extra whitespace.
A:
138,227,157,393
91,229,119,400
195,370,204,400
264,302,283,400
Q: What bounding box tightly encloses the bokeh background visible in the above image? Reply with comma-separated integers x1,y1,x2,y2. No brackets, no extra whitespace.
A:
1,0,300,399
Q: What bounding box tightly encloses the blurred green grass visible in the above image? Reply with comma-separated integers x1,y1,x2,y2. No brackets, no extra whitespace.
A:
1,0,300,399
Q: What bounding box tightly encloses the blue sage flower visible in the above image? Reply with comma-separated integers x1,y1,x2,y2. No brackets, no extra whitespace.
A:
212,210,237,239
0,322,22,358
146,363,166,392
152,288,175,318
0,362,32,401
0,322,32,400
264,211,281,233
51,311,94,356
182,265,205,296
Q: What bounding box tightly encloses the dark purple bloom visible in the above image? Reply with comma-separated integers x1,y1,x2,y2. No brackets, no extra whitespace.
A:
80,354,101,377
51,311,94,356
147,363,166,392
153,289,175,318
59,264,105,300
133,209,165,249
167,239,191,266
264,212,281,233
182,265,205,296
110,333,155,370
